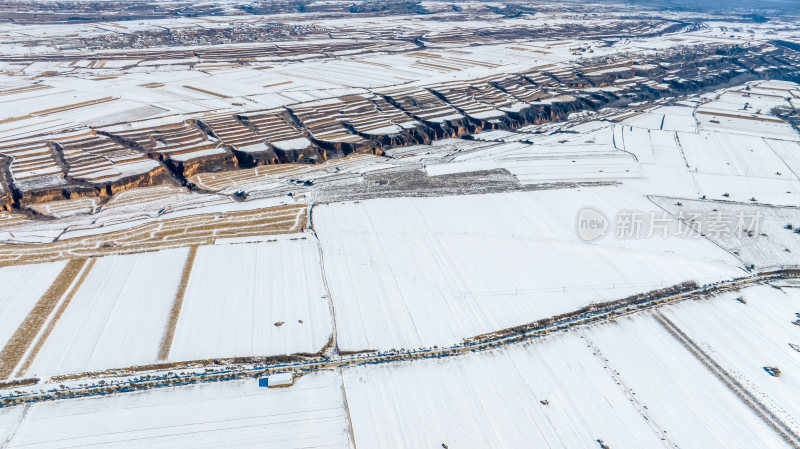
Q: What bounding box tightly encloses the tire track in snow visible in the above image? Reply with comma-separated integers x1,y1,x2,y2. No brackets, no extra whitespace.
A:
581,333,679,448
672,131,701,196
0,403,29,449
309,199,339,360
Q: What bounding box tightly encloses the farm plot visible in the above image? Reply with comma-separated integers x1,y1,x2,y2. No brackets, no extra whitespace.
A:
428,78,514,120
25,249,189,378
0,203,307,267
660,284,800,437
0,212,33,230
766,139,800,179
288,94,419,147
696,109,796,140
314,185,743,351
0,139,67,195
332,94,414,137
613,125,699,197
168,239,330,362
621,105,697,133
27,197,100,218
289,99,364,145
0,262,68,351
689,172,800,207
188,153,398,198
695,87,798,140
53,133,163,185
343,333,665,449
614,125,686,168
102,121,228,166
15,186,233,241
188,164,305,197
678,131,794,180
92,184,233,224
0,372,353,448
0,259,86,379
652,197,800,269
0,219,67,245
377,86,463,124
586,314,789,449
240,110,312,153
196,114,268,152
491,75,548,104
424,141,641,183
649,129,800,205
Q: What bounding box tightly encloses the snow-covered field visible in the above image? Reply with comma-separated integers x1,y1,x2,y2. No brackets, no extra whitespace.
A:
661,284,800,436
610,83,800,207
586,314,789,449
343,333,666,448
168,239,331,361
0,371,353,448
0,262,67,348
652,197,800,269
26,249,188,377
678,131,800,206
315,185,744,351
343,300,795,448
424,141,642,184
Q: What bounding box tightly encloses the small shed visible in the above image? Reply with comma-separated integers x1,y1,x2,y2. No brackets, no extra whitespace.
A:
258,372,294,388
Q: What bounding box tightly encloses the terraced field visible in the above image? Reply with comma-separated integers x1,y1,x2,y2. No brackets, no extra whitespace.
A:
0,203,307,266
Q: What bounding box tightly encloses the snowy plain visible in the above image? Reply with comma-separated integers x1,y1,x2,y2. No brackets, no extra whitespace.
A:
315,185,745,351
168,239,331,361
26,249,188,377
0,261,67,349
0,371,353,448
661,284,800,436
586,314,790,449
343,333,666,449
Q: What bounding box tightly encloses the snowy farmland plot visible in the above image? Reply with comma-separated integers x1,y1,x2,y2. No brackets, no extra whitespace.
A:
615,117,800,205
315,185,744,351
168,239,331,361
343,333,667,448
0,262,67,349
585,314,790,449
423,140,643,184
623,105,698,133
25,249,189,378
652,197,800,269
0,371,353,448
660,284,800,437
676,131,800,206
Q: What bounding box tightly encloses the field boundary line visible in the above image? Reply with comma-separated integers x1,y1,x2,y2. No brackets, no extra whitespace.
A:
16,258,97,377
338,368,358,449
580,333,679,448
158,246,199,361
